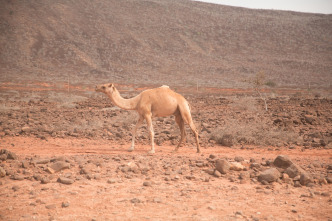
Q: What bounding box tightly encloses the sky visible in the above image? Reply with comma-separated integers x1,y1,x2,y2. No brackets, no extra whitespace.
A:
195,0,332,14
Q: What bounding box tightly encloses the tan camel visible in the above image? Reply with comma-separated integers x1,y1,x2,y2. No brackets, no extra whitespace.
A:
95,83,201,154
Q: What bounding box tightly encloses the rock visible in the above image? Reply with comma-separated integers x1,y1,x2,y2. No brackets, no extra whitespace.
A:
41,177,50,184
7,151,18,160
239,172,250,180
143,181,152,187
21,126,31,133
0,154,7,161
0,167,6,177
285,164,304,178
107,179,117,184
57,177,74,185
50,161,70,172
229,162,245,171
258,168,281,183
12,185,20,191
45,204,56,209
234,156,244,162
209,154,217,159
204,168,215,175
11,174,24,180
35,159,50,164
21,161,29,169
273,155,293,169
250,163,261,169
215,159,230,174
213,170,222,177
131,198,141,204
300,172,313,186
319,177,328,185
304,115,315,124
46,167,55,174
62,201,70,208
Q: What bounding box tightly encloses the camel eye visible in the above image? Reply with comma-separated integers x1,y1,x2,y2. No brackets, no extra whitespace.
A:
102,86,105,89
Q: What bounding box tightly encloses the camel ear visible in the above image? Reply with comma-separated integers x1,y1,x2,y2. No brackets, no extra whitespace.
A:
108,83,113,88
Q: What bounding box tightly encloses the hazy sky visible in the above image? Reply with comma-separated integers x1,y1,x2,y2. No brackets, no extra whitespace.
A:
195,0,332,14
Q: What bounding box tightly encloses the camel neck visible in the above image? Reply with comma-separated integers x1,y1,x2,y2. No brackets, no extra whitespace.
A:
107,88,138,110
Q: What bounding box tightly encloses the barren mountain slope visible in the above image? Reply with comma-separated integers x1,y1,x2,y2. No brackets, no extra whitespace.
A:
0,0,331,88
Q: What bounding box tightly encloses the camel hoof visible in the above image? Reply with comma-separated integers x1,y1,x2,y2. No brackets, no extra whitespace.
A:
128,147,134,152
148,150,155,154
172,149,179,153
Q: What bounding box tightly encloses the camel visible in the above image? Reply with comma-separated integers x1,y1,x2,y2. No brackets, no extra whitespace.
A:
95,83,201,154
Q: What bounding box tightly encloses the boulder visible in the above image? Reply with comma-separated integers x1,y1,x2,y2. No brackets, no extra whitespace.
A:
215,159,230,174
258,168,281,183
285,164,304,178
273,155,293,169
300,172,313,186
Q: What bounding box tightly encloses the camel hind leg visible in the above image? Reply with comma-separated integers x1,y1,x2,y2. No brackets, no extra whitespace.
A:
180,104,201,153
174,114,186,152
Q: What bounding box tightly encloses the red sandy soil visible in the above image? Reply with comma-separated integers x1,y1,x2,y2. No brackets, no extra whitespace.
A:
0,136,331,221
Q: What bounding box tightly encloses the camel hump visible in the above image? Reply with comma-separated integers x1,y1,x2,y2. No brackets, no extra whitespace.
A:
160,85,169,88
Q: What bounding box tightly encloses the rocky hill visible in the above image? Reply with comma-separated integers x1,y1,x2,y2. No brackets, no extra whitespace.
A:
0,0,331,88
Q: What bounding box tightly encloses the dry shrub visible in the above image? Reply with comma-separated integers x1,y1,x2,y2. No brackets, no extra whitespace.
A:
211,118,299,147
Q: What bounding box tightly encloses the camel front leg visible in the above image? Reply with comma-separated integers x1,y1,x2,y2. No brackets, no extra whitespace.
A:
145,115,155,154
129,116,144,152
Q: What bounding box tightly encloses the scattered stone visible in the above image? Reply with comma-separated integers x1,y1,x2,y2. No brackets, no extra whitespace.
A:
285,164,304,178
234,156,244,162
273,155,293,169
41,177,50,184
258,168,281,183
209,154,217,159
204,168,215,175
229,162,245,171
208,205,216,210
0,167,6,177
45,204,56,209
11,174,24,180
35,159,50,164
153,198,162,203
300,172,313,186
21,161,29,169
57,177,74,185
62,201,70,208
213,170,222,178
7,151,18,160
215,159,230,174
107,179,117,184
131,198,141,204
50,161,70,172
143,181,152,187
12,185,20,191
45,167,55,174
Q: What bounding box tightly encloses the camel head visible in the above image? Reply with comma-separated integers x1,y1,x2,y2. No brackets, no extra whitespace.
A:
95,83,115,94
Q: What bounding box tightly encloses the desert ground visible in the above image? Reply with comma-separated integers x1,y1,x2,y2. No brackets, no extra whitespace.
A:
1,0,331,220
0,82,331,221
